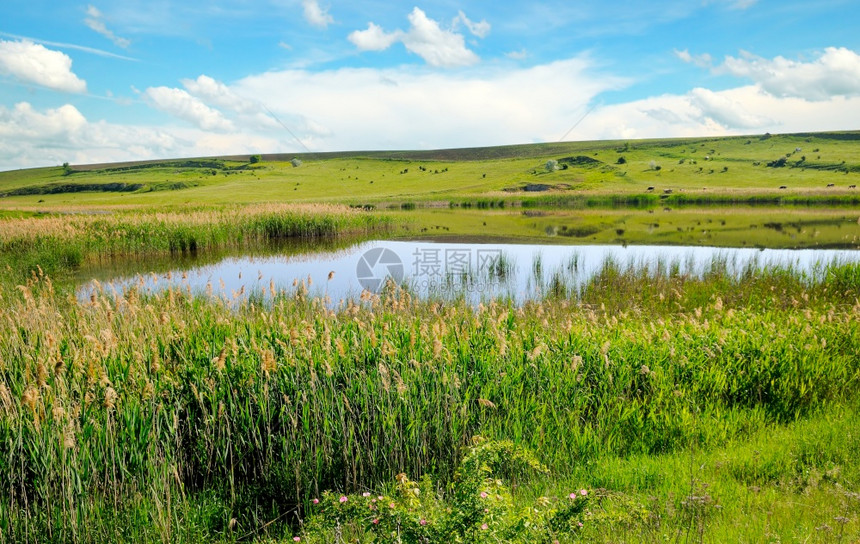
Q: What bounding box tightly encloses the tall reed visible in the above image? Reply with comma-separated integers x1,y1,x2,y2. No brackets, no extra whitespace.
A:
0,259,857,541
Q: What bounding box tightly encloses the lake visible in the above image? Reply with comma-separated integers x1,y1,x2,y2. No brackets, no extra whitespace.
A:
78,239,860,305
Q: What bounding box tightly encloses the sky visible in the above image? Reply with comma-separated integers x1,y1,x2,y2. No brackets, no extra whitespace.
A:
2,0,860,170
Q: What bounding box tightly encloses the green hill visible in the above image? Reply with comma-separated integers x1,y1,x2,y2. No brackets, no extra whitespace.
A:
2,131,860,209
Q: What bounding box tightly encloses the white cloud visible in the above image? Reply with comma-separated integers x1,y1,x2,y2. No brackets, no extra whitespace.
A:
572,84,860,142
302,0,334,29
0,101,284,170
348,8,480,68
181,75,257,114
402,7,479,67
0,39,87,93
452,10,490,39
233,55,624,150
143,86,235,131
0,102,87,140
348,23,401,52
84,5,131,49
675,49,712,69
505,49,528,60
688,87,770,128
717,47,860,100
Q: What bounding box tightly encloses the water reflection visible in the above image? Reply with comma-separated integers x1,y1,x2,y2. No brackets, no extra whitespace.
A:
78,239,860,305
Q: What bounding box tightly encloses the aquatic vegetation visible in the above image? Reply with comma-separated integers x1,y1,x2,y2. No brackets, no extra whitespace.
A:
0,257,857,542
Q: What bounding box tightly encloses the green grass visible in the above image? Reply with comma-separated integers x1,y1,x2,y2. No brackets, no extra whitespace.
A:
2,132,860,209
1,256,858,542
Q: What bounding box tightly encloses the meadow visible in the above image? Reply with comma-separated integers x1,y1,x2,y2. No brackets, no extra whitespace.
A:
1,132,859,543
2,132,860,209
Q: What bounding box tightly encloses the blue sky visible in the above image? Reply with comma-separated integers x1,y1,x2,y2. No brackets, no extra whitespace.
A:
2,0,860,170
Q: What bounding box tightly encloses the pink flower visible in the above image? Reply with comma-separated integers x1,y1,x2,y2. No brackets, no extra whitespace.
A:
372,518,379,525
312,498,319,505
578,521,584,527
480,492,488,499
339,496,348,503
580,489,588,496
293,538,301,542
568,493,576,500
481,523,489,530
378,496,384,500
362,492,371,497
389,502,396,509
419,519,427,526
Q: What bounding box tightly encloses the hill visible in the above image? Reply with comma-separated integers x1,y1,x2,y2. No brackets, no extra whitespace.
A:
1,131,859,209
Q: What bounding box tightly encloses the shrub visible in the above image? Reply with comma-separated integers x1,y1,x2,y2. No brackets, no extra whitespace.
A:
297,439,590,543
291,158,303,167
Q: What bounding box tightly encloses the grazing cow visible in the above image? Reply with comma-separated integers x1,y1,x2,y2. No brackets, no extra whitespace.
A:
849,185,857,189
646,186,654,191
779,185,787,189
663,189,673,194
827,183,835,187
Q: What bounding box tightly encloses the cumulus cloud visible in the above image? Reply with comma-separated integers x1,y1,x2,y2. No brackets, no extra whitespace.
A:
348,23,401,52
233,55,624,150
0,101,285,170
348,8,481,68
84,5,131,49
717,47,860,100
0,102,86,140
143,86,234,131
0,39,87,93
181,75,258,114
688,87,770,128
302,0,334,29
402,8,479,67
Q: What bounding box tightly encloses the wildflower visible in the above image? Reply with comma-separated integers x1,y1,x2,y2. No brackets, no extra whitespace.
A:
372,518,379,525
363,492,371,497
419,519,427,526
293,537,301,542
339,496,348,503
578,522,584,527
568,493,576,500
378,496,384,500
312,498,319,505
389,502,396,509
480,492,488,499
481,523,489,530
580,489,588,496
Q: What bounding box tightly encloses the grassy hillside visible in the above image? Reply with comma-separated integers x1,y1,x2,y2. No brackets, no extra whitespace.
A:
2,132,860,209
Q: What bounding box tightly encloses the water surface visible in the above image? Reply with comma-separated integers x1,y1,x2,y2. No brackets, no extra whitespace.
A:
79,239,860,304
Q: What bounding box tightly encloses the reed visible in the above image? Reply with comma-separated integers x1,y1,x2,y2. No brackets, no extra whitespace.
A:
0,204,391,284
0,256,858,542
